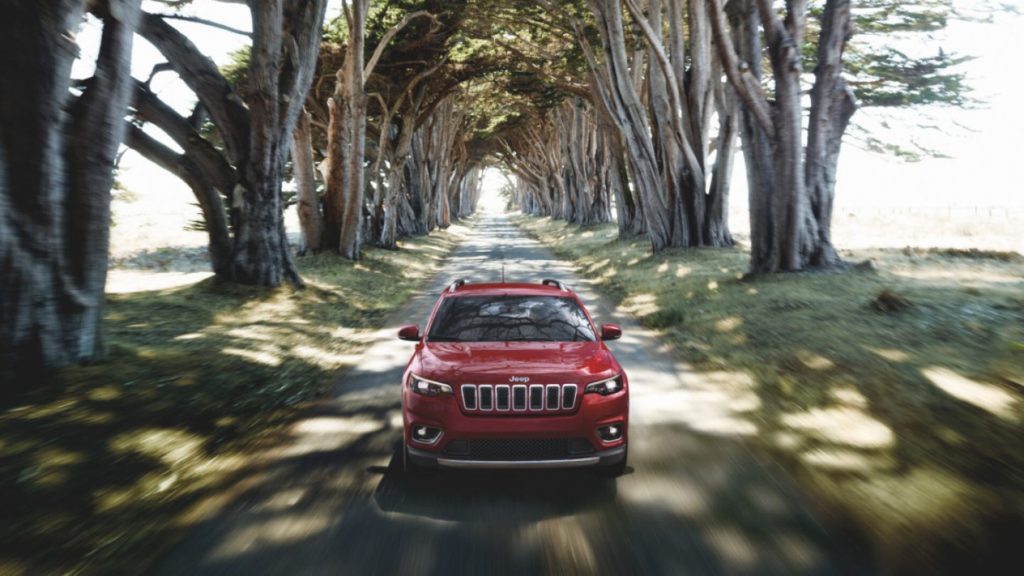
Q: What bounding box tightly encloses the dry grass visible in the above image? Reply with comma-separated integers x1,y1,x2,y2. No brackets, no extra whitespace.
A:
514,214,1024,575
0,223,468,576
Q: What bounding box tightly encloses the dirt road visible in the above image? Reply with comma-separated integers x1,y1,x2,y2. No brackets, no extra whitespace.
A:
155,208,875,575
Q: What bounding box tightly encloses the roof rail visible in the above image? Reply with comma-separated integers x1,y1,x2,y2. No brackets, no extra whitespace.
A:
447,278,468,293
541,278,570,292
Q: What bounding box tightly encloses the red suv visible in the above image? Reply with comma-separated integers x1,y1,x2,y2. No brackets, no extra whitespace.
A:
397,278,628,476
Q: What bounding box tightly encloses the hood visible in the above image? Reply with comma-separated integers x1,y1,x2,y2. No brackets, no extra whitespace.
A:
416,341,618,384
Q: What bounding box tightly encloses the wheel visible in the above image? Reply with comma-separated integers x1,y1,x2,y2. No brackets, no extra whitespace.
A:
597,445,627,478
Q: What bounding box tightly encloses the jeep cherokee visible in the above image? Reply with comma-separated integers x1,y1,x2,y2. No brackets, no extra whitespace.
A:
397,278,628,475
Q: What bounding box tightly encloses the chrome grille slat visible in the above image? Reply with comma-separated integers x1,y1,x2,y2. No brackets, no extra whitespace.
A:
462,383,580,413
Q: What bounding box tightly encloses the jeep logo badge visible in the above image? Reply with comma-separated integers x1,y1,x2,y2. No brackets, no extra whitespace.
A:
509,376,530,383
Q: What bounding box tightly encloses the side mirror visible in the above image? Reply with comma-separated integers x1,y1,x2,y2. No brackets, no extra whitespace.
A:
600,323,622,341
397,324,421,341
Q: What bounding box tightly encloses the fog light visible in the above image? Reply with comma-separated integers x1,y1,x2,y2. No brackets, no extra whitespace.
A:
597,423,624,443
411,424,443,444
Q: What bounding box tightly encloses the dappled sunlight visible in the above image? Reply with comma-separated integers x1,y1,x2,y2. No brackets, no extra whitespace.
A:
622,292,660,318
208,513,335,561
705,525,759,570
830,386,869,408
890,266,1021,285
799,448,894,473
782,407,894,450
293,414,383,436
28,447,85,488
222,347,282,367
714,316,742,333
868,347,909,362
585,257,610,274
110,428,204,467
226,325,286,342
537,517,598,574
772,532,824,573
795,350,835,371
618,475,709,517
289,344,362,370
630,366,760,437
923,367,1020,421
87,385,122,402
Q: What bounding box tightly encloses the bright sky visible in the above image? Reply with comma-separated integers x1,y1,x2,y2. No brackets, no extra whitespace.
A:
73,0,1024,224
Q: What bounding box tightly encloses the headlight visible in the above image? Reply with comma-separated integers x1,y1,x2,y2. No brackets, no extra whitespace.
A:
408,374,453,397
585,374,624,395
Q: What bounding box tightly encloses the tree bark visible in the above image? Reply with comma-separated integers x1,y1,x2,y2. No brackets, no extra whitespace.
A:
379,113,418,249
228,0,326,285
805,0,855,267
705,73,737,248
1,0,140,375
292,109,323,253
325,0,367,260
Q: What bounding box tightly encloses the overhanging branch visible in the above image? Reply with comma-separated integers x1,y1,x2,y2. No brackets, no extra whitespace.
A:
138,11,250,164
150,13,251,36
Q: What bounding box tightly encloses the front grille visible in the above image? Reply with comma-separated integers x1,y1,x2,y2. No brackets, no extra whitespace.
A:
442,438,595,460
461,383,578,413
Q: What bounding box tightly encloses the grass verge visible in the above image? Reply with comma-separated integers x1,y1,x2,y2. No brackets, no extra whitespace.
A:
514,215,1024,574
0,223,468,575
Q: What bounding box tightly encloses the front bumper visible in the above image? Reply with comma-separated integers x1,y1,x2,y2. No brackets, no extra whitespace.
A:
407,443,626,469
403,378,628,454
403,381,628,470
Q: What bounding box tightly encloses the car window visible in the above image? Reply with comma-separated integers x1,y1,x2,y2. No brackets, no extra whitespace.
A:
427,295,597,342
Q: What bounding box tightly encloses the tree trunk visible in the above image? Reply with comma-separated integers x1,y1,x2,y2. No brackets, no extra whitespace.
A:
586,0,672,252
325,0,367,260
705,87,737,247
229,0,325,285
293,109,322,254
124,124,232,274
711,0,853,273
763,1,809,272
728,0,776,270
134,1,325,283
1,0,140,376
804,0,855,267
643,0,688,247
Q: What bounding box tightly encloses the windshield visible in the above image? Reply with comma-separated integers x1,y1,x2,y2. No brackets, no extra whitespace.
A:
427,295,597,342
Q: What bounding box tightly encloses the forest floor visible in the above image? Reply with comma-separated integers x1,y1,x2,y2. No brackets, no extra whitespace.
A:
513,214,1024,572
0,222,470,575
